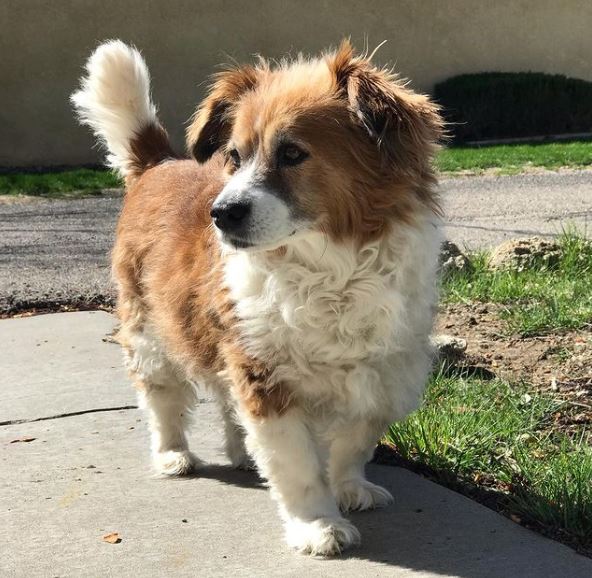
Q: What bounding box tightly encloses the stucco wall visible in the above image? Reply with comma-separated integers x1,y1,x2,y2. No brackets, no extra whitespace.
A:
2,0,591,168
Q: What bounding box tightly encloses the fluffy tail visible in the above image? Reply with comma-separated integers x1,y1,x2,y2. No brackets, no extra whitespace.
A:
71,40,176,179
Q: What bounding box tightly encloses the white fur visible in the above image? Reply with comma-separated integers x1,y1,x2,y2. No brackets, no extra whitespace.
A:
224,218,441,418
211,386,253,470
125,328,249,474
125,329,199,475
329,419,394,512
224,214,442,553
285,516,361,556
241,408,361,555
71,40,157,177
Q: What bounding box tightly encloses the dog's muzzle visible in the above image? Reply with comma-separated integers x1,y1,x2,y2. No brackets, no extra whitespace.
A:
210,199,252,235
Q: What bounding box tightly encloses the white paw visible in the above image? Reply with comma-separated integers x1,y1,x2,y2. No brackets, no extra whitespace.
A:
153,450,201,476
285,516,361,556
229,451,256,471
335,479,394,512
225,440,256,471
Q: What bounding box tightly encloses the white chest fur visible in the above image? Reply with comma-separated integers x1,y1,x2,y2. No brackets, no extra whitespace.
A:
223,219,442,419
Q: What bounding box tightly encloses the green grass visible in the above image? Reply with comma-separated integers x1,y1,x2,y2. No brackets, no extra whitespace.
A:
390,230,592,552
386,368,592,552
443,232,592,336
436,141,592,174
511,439,592,543
0,169,121,198
2,141,592,197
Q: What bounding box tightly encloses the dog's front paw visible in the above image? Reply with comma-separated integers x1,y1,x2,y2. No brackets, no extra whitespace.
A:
153,450,202,476
229,452,256,471
335,479,393,512
225,440,256,471
285,516,361,556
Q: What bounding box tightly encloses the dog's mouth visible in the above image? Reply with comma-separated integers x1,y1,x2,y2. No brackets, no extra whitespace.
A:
227,236,254,249
222,230,298,252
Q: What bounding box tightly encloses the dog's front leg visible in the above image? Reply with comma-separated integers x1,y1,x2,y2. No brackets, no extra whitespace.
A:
240,407,361,556
328,419,394,512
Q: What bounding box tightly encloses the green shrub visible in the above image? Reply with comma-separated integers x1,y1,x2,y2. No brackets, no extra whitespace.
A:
434,72,592,142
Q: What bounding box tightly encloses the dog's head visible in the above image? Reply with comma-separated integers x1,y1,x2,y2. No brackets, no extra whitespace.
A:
187,41,443,251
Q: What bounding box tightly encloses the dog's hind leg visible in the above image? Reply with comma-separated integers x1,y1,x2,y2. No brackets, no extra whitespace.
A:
328,419,393,512
136,379,201,476
211,385,253,470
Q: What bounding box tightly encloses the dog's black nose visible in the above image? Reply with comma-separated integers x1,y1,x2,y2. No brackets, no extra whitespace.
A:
210,200,251,233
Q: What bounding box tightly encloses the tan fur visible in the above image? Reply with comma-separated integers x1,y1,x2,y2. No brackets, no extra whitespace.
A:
187,40,443,245
113,157,292,416
113,41,443,417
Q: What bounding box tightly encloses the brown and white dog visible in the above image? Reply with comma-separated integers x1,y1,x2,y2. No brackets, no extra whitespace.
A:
72,40,444,556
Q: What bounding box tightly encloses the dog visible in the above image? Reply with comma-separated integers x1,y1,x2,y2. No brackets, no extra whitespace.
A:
72,39,444,556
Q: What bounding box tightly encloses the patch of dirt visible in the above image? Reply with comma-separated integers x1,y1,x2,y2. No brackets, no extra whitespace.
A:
439,166,592,179
0,300,114,319
0,195,44,205
0,188,123,204
436,303,592,437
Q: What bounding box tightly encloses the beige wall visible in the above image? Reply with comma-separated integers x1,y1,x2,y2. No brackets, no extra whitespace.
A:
2,0,591,168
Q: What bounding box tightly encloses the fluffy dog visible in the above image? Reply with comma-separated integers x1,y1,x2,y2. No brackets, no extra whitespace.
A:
72,39,444,556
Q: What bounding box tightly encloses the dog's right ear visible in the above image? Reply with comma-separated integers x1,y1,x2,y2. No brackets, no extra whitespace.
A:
327,40,444,176
186,66,260,163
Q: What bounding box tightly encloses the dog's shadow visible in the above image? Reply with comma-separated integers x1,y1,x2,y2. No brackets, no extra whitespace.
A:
191,459,588,577
187,463,265,490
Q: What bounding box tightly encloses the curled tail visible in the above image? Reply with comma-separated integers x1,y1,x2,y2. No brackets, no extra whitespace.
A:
71,40,176,179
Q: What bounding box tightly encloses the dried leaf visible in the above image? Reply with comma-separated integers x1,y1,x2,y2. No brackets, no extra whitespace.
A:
102,532,122,544
10,437,36,444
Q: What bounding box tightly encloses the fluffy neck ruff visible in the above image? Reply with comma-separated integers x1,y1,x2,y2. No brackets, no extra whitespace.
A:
223,218,439,364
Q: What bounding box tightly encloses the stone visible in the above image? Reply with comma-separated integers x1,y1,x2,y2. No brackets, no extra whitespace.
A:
432,334,468,358
439,241,471,277
488,237,562,272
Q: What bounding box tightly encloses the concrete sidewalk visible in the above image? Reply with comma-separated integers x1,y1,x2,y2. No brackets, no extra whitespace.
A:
1,312,591,577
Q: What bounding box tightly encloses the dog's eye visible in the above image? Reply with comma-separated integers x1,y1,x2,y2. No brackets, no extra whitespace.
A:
228,149,241,169
279,144,308,167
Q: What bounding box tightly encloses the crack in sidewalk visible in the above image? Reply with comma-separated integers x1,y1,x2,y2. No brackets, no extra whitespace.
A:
0,405,138,427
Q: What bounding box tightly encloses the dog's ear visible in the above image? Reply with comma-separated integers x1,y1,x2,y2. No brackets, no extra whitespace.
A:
328,40,444,174
186,65,261,163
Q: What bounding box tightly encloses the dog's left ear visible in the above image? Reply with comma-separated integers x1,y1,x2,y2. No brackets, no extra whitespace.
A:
186,65,261,163
328,40,444,174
